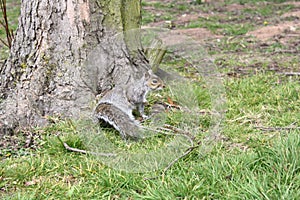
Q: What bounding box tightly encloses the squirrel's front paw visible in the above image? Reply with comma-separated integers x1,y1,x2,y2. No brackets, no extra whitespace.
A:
141,114,149,121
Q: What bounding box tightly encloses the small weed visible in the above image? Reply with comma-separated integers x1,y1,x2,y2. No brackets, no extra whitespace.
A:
0,0,20,60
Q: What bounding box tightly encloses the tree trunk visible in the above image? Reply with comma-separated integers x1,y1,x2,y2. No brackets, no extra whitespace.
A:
0,0,149,130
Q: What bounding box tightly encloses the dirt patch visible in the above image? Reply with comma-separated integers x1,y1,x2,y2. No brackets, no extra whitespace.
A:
0,128,41,159
247,21,300,41
281,10,300,18
145,0,185,3
147,12,226,28
150,28,222,48
283,2,300,7
143,0,300,76
215,52,300,78
223,3,253,12
177,13,202,25
169,28,222,42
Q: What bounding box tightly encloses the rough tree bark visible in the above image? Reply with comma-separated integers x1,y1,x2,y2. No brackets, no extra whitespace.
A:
0,0,150,131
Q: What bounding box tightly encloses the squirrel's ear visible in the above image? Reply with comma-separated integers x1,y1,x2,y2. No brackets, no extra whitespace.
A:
147,69,153,74
144,70,152,79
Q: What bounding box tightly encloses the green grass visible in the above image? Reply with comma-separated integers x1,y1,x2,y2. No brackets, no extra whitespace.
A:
1,69,299,199
185,15,253,36
184,2,294,36
224,73,299,143
225,0,294,4
1,0,300,199
1,129,299,199
241,4,294,18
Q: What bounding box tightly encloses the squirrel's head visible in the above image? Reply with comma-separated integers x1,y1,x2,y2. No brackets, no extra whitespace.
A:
145,71,165,90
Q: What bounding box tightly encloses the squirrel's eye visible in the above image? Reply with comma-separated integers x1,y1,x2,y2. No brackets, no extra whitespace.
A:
152,79,158,84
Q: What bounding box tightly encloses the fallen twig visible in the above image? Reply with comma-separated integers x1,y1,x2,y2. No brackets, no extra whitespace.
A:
254,126,300,131
161,124,196,140
161,145,199,173
144,123,230,180
277,72,300,76
143,125,199,180
57,124,203,178
56,134,116,157
273,50,299,54
143,124,195,145
144,144,200,181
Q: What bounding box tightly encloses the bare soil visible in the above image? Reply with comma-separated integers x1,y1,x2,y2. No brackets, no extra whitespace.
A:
145,0,300,43
143,0,300,75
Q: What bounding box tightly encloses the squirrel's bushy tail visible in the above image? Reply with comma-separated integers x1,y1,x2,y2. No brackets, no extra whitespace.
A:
95,103,142,140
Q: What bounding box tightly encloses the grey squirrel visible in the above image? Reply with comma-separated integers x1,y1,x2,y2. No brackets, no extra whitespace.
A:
94,70,165,140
